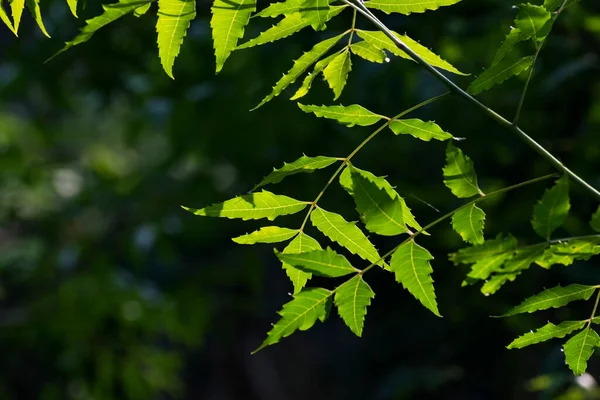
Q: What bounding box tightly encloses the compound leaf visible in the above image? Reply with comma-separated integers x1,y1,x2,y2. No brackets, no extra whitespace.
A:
182,190,308,221
323,49,351,100
232,226,299,244
255,0,301,18
536,238,600,268
564,328,600,376
157,0,196,79
237,12,309,49
450,234,517,265
211,0,256,73
390,240,440,317
290,51,339,100
464,249,513,283
443,142,484,198
507,320,586,349
590,206,600,232
254,155,339,190
350,41,387,63
298,103,384,127
452,204,485,245
502,284,597,317
299,0,329,30
281,233,321,294
482,246,545,295
253,287,332,353
532,175,570,240
335,275,375,337
364,0,461,15
389,119,453,142
26,0,50,37
276,247,358,277
467,56,534,95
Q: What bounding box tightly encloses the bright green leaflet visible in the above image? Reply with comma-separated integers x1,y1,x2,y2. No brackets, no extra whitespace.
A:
481,274,518,296
253,287,332,353
464,250,513,283
492,28,528,65
255,0,302,18
502,284,597,317
389,119,453,142
237,12,310,50
481,247,545,295
298,103,384,127
275,248,358,277
253,155,339,190
0,0,15,34
536,238,600,268
66,0,77,16
211,0,256,73
592,206,600,232
182,190,309,221
299,0,329,30
531,175,570,240
390,239,440,317
323,50,352,100
450,234,517,265
232,226,299,244
253,32,346,110
451,204,485,245
25,0,50,37
10,0,24,33
443,142,483,198
310,207,386,268
514,3,551,39
364,0,461,15
335,275,375,337
507,320,586,349
350,41,386,63
468,56,534,95
281,233,321,294
290,51,339,100
339,166,408,236
157,0,196,79
564,328,600,376
134,2,151,16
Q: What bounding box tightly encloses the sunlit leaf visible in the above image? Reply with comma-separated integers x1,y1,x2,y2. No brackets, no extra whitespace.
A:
492,28,529,65
464,249,513,283
254,155,339,190
298,103,384,127
507,320,586,349
237,12,309,49
364,0,461,15
255,0,301,18
66,0,77,17
253,287,332,353
211,0,256,73
590,206,600,232
482,246,546,295
335,275,375,336
390,240,440,316
443,142,484,198
323,49,351,100
481,274,519,296
276,247,358,277
564,328,600,376
182,190,309,221
531,175,570,240
536,238,600,268
299,0,329,30
26,0,50,37
0,0,15,35
450,234,517,265
281,233,321,294
134,1,151,16
502,284,597,317
157,0,196,79
10,0,25,33
467,56,534,95
350,41,386,63
290,52,339,100
452,204,485,245
515,3,552,40
389,119,453,142
232,226,299,244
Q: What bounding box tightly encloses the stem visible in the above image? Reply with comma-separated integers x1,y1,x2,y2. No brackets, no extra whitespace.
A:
342,0,600,201
587,290,600,328
347,9,357,46
513,45,542,125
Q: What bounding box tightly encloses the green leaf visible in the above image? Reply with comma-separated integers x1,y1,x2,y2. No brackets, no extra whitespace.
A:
182,190,308,221
134,1,151,16
0,0,15,35
339,166,408,236
253,155,339,190
467,56,534,95
492,28,529,65
232,226,299,244
356,30,467,76
10,0,25,33
544,0,579,11
237,12,309,50
253,32,346,110
299,0,329,30
276,248,358,277
452,204,485,245
281,233,321,294
481,274,519,296
335,275,375,337
482,246,546,295
390,240,440,316
298,103,384,127
532,175,570,240
564,328,600,376
590,206,600,232
507,320,586,350
443,142,484,198
323,49,352,100
389,119,453,142
255,0,301,18
502,284,597,317
290,51,339,100
50,0,153,60
536,238,600,268
26,0,50,37
350,41,387,63
253,287,332,353
450,234,517,265
464,249,514,283
66,0,77,17
310,207,386,268
157,0,196,79
515,3,551,39
364,0,461,15
211,0,256,73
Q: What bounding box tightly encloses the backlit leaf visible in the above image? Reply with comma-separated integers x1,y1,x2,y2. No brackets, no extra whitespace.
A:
335,275,375,336
389,119,453,142
157,0,196,79
450,234,517,265
182,190,308,221
298,103,384,127
253,287,332,353
482,246,545,295
481,274,519,296
299,0,329,30
564,328,600,376
26,0,50,37
364,0,461,15
10,0,24,33
590,206,600,232
507,320,586,349
237,12,309,49
134,1,151,16
254,155,339,190
467,56,534,95
323,49,351,100
502,284,597,317
211,0,256,73
66,0,77,16
464,248,513,283
0,0,15,34
514,3,551,39
452,204,485,245
255,0,301,18
492,28,529,65
281,233,321,294
350,41,386,63
531,175,570,240
232,226,298,244
390,240,440,316
536,238,600,268
443,142,484,198
276,247,358,277
290,51,339,100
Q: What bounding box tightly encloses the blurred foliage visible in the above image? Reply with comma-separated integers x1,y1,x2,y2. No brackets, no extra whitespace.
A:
0,0,600,399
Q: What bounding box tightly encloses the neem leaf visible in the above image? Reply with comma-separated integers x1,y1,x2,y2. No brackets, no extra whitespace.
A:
298,103,384,127
507,320,586,349
290,52,339,100
536,238,600,269
452,204,485,245
335,275,375,337
281,233,321,294
502,284,597,317
237,12,309,50
10,0,25,34
255,0,301,18
450,234,517,265
364,0,461,15
323,49,352,100
254,155,339,190
157,0,196,79
275,247,358,277
350,41,387,63
443,142,484,198
299,0,329,30
26,0,50,37
492,28,529,65
389,119,453,142
564,328,600,376
514,3,551,39
232,226,299,244
590,206,600,232
467,56,534,95
531,175,570,240
211,0,256,73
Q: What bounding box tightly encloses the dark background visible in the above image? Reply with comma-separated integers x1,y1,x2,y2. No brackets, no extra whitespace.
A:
1,0,600,399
